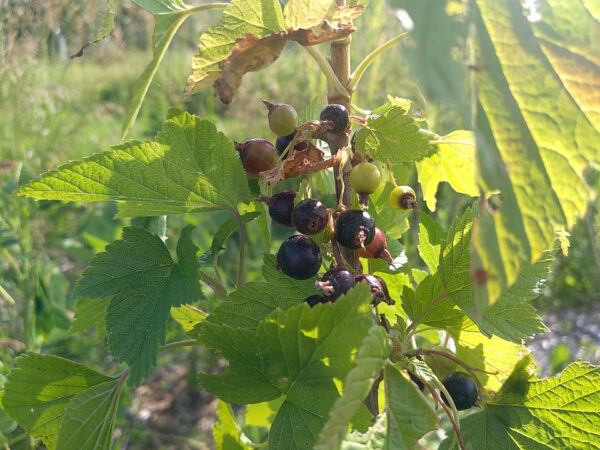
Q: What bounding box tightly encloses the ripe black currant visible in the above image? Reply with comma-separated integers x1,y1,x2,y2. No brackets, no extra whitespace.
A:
440,372,478,411
292,199,329,235
320,104,349,134
408,371,425,391
275,130,297,157
335,210,375,249
354,274,394,305
236,139,278,177
315,267,355,300
357,227,393,265
261,190,297,227
276,235,322,280
264,101,298,136
304,294,328,307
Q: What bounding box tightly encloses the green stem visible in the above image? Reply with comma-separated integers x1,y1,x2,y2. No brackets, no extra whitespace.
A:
404,291,448,339
159,339,197,352
349,32,409,92
424,378,465,450
199,270,229,300
302,44,349,101
0,283,16,305
233,208,246,287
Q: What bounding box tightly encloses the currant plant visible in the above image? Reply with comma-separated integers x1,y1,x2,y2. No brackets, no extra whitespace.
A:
2,0,600,449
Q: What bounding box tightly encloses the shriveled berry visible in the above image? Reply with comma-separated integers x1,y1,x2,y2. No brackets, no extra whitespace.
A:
315,267,355,300
350,162,381,195
237,139,278,177
441,372,478,411
389,185,417,211
277,235,322,280
304,295,328,307
357,227,393,265
292,199,329,235
354,274,394,305
320,104,349,134
265,190,297,227
335,210,375,250
264,101,298,136
275,131,297,157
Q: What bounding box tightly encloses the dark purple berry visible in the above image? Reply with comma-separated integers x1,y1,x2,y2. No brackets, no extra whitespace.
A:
267,190,297,227
236,139,278,177
354,274,394,305
292,199,329,235
440,372,478,411
320,104,350,134
408,371,425,391
315,267,355,300
277,235,322,280
275,131,297,157
335,210,375,250
304,295,328,307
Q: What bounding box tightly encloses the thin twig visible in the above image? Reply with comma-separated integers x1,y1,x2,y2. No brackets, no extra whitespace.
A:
233,208,245,287
302,44,349,101
424,382,465,450
159,339,197,352
404,291,448,338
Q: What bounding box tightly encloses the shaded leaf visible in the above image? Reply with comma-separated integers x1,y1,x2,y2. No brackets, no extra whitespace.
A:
69,297,110,338
214,400,249,450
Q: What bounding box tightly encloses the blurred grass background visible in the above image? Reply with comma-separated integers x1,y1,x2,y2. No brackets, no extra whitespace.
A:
1,0,599,447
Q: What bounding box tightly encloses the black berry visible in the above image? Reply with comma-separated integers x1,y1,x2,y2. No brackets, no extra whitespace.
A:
304,295,328,307
335,210,375,249
275,131,297,157
236,139,278,177
266,190,297,227
277,235,322,280
441,372,478,411
315,267,355,300
408,371,425,391
320,104,349,134
354,274,394,305
292,199,329,235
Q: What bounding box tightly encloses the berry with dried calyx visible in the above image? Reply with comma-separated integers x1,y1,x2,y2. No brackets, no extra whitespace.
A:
304,295,328,307
320,104,350,134
276,235,322,280
236,139,278,177
275,130,297,157
292,199,329,235
335,209,375,250
389,185,417,211
440,372,478,411
315,267,355,301
357,227,394,265
264,101,298,136
257,190,297,227
354,274,394,305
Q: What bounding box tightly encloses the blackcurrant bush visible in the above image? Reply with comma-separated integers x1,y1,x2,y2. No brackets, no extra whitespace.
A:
237,139,278,177
335,210,375,249
357,227,393,265
354,274,394,305
275,130,297,157
320,104,349,134
264,101,298,136
263,190,297,227
315,267,355,300
350,162,381,195
292,199,329,235
304,295,328,307
440,372,478,411
408,371,425,391
389,185,417,211
277,235,322,280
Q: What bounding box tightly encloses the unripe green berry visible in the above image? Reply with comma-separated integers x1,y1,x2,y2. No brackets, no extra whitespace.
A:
350,162,381,194
264,101,298,136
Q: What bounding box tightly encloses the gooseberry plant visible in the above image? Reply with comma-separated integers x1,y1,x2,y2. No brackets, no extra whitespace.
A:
2,0,600,448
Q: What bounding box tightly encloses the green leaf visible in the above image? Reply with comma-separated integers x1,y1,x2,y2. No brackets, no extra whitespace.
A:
18,113,250,215
245,397,285,427
284,0,335,30
199,284,375,449
68,297,110,338
367,181,412,240
199,211,261,266
354,98,434,166
444,360,600,449
214,400,249,450
416,130,478,211
473,0,600,305
122,1,228,138
71,0,116,58
202,254,317,330
1,353,113,450
341,413,388,449
56,374,127,450
384,363,438,449
315,326,390,449
417,213,444,273
171,304,208,333
75,227,202,384
185,0,285,97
